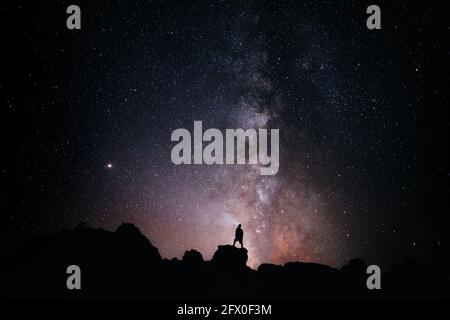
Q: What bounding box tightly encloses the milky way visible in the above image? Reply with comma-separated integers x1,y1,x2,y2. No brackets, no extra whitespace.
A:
4,2,448,271
108,6,357,268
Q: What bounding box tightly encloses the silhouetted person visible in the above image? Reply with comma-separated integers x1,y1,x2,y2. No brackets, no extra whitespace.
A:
233,224,244,248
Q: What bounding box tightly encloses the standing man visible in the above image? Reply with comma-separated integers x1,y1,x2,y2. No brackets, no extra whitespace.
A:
233,224,244,248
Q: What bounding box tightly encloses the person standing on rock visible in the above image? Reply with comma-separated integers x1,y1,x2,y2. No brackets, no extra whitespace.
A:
233,224,244,248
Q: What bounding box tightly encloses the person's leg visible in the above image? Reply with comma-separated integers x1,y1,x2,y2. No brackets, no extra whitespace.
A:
233,239,237,246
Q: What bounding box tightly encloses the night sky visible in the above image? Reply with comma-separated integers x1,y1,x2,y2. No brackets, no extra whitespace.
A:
2,1,449,270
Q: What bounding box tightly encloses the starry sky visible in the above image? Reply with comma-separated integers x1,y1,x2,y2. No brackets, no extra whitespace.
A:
2,1,449,270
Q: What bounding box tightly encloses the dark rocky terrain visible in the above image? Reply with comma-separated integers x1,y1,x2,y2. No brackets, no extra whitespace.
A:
1,222,448,300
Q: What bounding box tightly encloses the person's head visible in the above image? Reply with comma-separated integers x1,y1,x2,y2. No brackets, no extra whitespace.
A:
238,224,241,228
